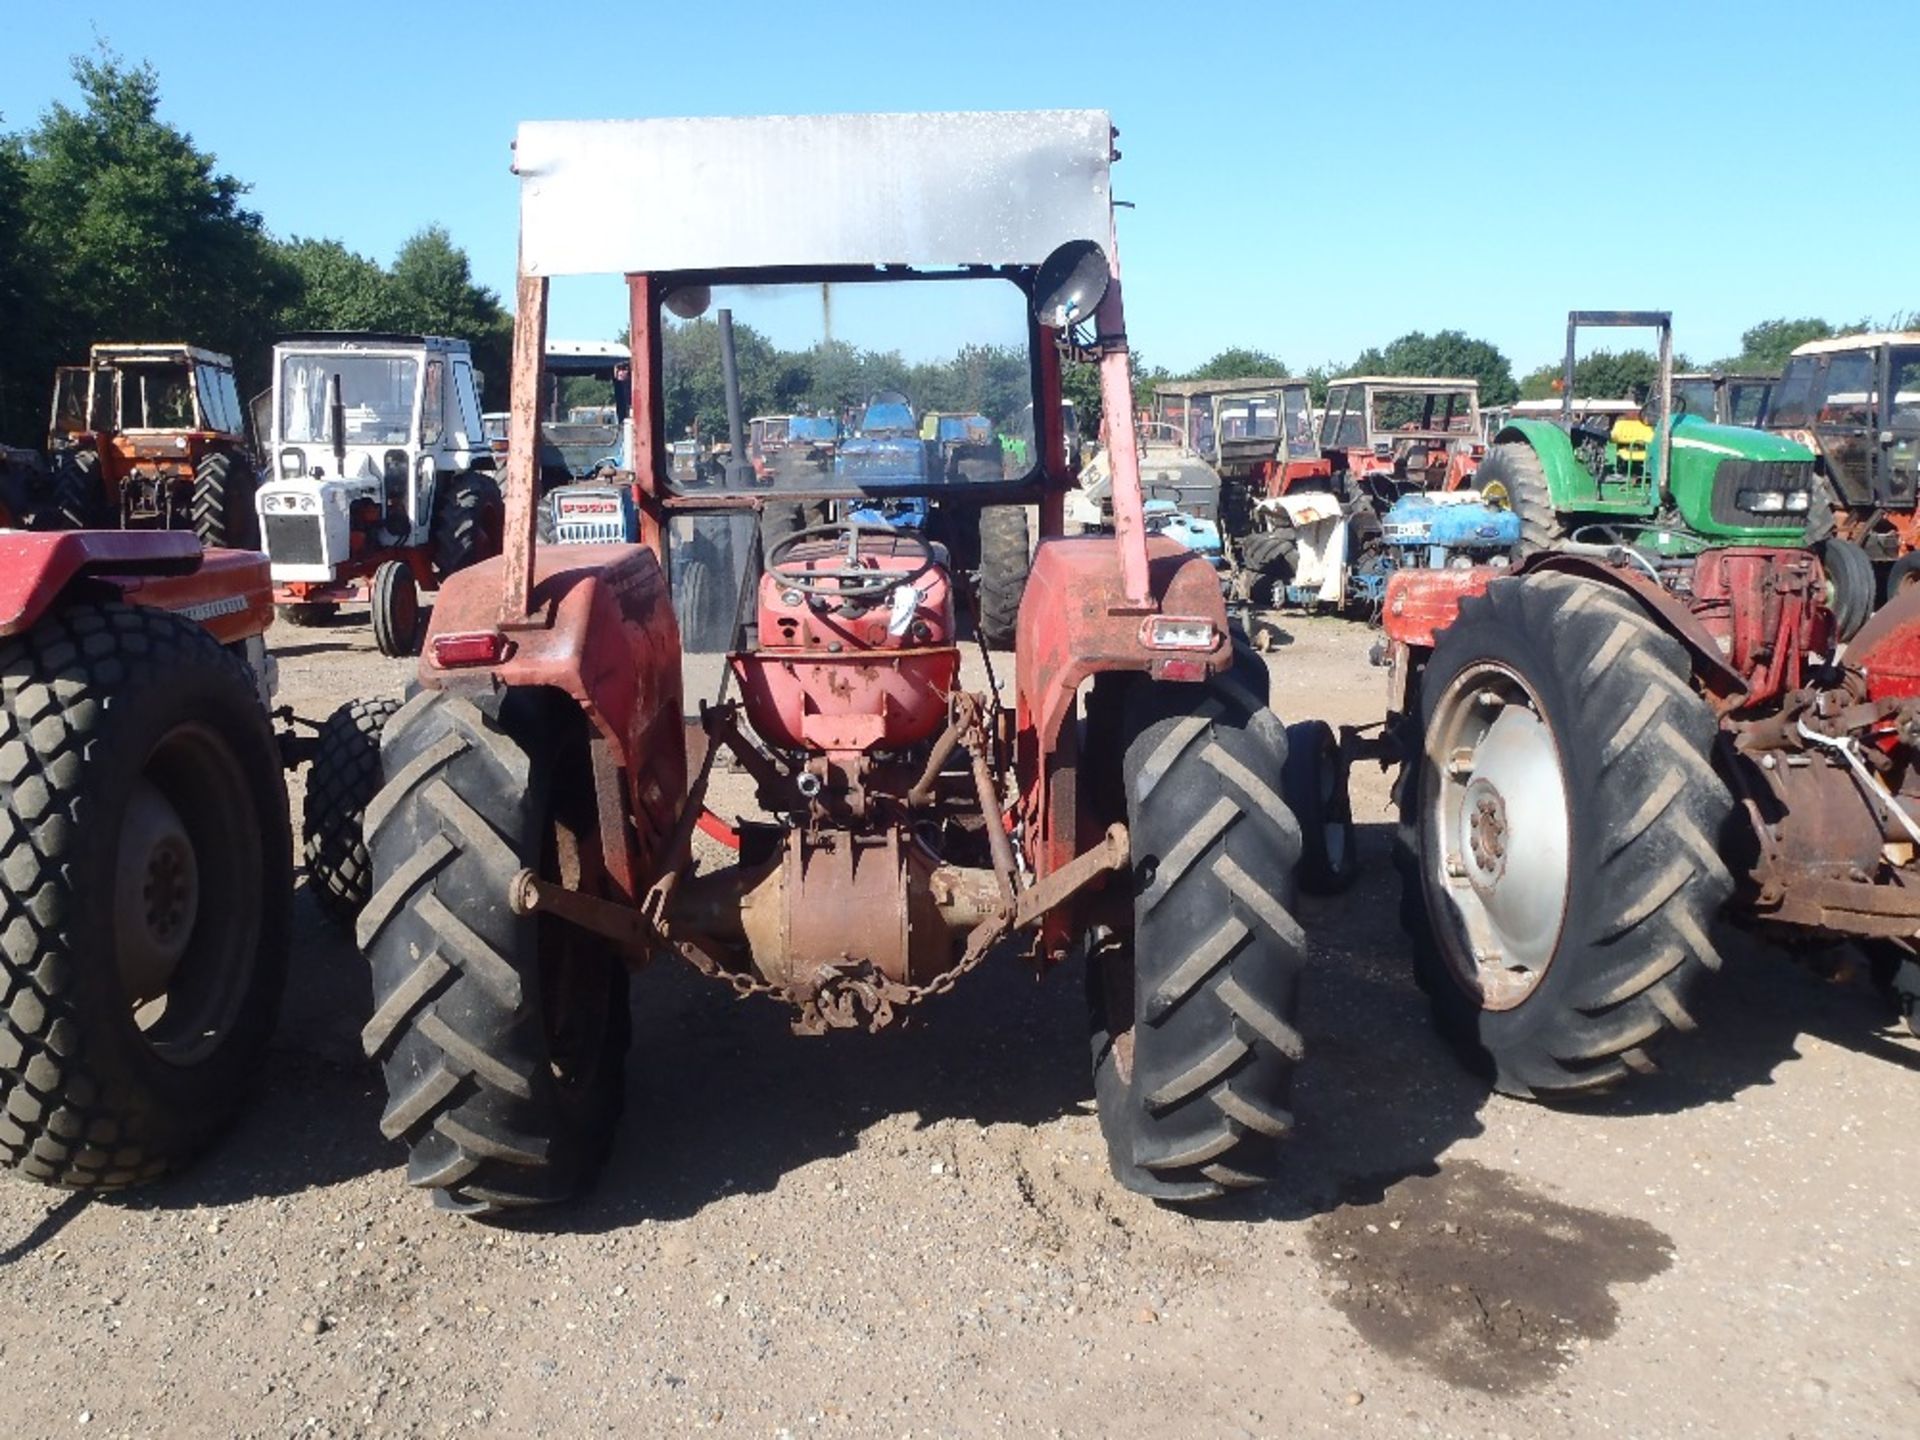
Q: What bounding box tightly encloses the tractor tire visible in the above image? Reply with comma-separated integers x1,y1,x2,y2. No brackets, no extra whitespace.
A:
276,602,338,627
0,602,291,1188
430,471,502,581
674,534,734,652
1474,442,1562,555
370,559,422,658
1238,525,1297,579
302,695,402,927
1397,571,1733,1097
357,689,630,1215
45,448,106,530
1089,643,1307,1202
1817,537,1873,638
1885,551,1920,604
1219,475,1254,541
1283,719,1358,895
190,450,260,550
976,505,1031,649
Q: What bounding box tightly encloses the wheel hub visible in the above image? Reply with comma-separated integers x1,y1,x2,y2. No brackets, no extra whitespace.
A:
116,778,200,1002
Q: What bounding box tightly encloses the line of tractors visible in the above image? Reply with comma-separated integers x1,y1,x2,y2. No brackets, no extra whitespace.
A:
0,112,1917,1222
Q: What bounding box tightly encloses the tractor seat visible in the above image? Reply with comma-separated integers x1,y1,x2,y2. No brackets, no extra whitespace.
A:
1610,417,1654,463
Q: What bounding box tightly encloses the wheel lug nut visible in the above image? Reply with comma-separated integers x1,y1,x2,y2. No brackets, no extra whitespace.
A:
1445,853,1467,879
1476,690,1506,709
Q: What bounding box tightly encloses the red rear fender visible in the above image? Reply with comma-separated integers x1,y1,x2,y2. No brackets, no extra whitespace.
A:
0,531,269,644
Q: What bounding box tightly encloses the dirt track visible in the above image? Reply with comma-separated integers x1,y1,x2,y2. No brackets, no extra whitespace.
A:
2,611,1917,1438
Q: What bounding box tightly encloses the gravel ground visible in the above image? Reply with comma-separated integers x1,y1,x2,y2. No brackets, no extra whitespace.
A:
1,607,1917,1439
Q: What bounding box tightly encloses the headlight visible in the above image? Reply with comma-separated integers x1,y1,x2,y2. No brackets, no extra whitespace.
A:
1786,491,1811,512
1738,489,1788,512
278,447,305,477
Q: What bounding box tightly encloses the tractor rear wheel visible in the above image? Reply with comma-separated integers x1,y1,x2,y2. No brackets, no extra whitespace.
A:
976,505,1030,648
303,695,402,926
1885,551,1920,603
370,559,422,658
45,448,106,530
1088,644,1306,1201
430,471,501,581
1398,572,1733,1096
0,602,290,1187
190,450,260,550
358,690,631,1215
1474,442,1561,555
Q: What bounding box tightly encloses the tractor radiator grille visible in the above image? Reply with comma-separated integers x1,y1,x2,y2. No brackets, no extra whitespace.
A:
1709,458,1812,530
263,514,325,565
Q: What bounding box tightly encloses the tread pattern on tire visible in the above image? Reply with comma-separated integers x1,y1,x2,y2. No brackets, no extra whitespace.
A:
0,602,288,1187
1094,644,1307,1201
190,450,257,549
431,472,501,581
303,695,403,924
1399,572,1734,1097
1477,442,1562,554
47,449,103,530
976,506,1030,648
358,690,627,1214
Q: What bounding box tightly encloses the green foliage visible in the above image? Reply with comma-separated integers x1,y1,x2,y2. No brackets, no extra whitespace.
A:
0,49,295,441
1721,317,1835,372
275,238,397,331
1518,349,1687,403
1342,330,1518,406
1187,347,1286,382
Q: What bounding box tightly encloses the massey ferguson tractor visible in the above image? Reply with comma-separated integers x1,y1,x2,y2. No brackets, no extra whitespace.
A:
357,109,1310,1216
0,529,385,1189
42,343,258,546
1346,319,1920,1095
254,333,503,656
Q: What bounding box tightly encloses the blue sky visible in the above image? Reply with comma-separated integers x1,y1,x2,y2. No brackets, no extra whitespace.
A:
8,0,1915,376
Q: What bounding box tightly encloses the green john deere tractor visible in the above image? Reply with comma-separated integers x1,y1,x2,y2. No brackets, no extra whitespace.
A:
1477,311,1875,635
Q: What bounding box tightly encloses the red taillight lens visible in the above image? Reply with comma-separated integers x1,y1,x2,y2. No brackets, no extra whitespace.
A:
431,631,510,668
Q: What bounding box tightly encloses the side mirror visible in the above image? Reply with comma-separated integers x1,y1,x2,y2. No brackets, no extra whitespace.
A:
1032,240,1110,330
664,285,712,320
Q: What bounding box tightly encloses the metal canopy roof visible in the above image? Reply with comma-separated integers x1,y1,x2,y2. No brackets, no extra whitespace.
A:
1154,377,1311,397
514,110,1114,277
1789,331,1920,356
1330,375,1480,390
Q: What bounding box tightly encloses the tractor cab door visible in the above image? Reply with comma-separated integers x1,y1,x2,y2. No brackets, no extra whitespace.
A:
49,367,93,443
448,357,486,466
1811,349,1881,509
1887,345,1920,511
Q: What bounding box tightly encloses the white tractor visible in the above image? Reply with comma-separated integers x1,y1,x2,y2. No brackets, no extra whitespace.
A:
254,332,502,656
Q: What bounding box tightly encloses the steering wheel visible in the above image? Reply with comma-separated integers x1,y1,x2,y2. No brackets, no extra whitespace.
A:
765,520,937,600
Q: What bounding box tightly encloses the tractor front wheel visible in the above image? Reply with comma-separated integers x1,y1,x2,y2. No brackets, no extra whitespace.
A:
1088,645,1307,1201
191,450,260,550
358,690,630,1214
0,602,290,1187
370,559,422,658
1399,572,1733,1096
1283,719,1358,895
44,448,106,530
303,695,402,926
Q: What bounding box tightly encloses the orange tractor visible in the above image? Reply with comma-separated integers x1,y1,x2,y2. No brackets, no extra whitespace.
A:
358,109,1312,1215
42,343,259,546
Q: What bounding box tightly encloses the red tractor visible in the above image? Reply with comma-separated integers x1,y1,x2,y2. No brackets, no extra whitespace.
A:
1362,531,1920,1095
357,110,1311,1215
0,530,388,1188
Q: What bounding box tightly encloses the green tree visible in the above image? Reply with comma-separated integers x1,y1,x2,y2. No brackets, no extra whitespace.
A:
1187,347,1286,382
275,237,397,332
0,131,40,444
1518,348,1688,404
1344,330,1518,406
386,226,513,407
1720,317,1835,372
13,51,294,414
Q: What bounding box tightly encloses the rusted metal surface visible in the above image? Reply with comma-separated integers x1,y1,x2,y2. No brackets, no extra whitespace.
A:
500,271,550,624
0,530,271,644
421,541,687,894
1843,583,1920,701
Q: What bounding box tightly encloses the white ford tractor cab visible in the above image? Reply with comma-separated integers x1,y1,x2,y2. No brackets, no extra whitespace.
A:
255,333,502,656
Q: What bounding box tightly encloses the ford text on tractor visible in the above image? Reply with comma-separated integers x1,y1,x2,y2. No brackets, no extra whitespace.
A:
42,343,258,546
0,529,388,1190
357,110,1311,1215
1763,332,1920,597
254,333,503,657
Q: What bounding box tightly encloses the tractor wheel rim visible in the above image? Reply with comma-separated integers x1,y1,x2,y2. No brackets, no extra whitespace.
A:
115,778,201,1002
1429,664,1572,1010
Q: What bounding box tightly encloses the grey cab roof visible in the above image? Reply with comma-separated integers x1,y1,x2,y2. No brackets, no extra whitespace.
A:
514,110,1114,276
275,332,471,352
1154,377,1312,398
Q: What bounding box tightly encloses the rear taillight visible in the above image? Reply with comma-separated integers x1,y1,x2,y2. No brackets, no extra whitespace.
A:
1141,615,1219,651
431,631,511,668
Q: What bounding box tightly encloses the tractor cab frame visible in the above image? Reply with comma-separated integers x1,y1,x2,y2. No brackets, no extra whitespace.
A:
1317,375,1484,495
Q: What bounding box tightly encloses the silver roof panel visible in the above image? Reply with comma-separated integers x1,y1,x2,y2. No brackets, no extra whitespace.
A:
514,110,1113,276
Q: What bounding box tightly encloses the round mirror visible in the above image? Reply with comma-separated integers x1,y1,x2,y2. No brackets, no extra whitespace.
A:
664,285,712,320
1032,241,1109,330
